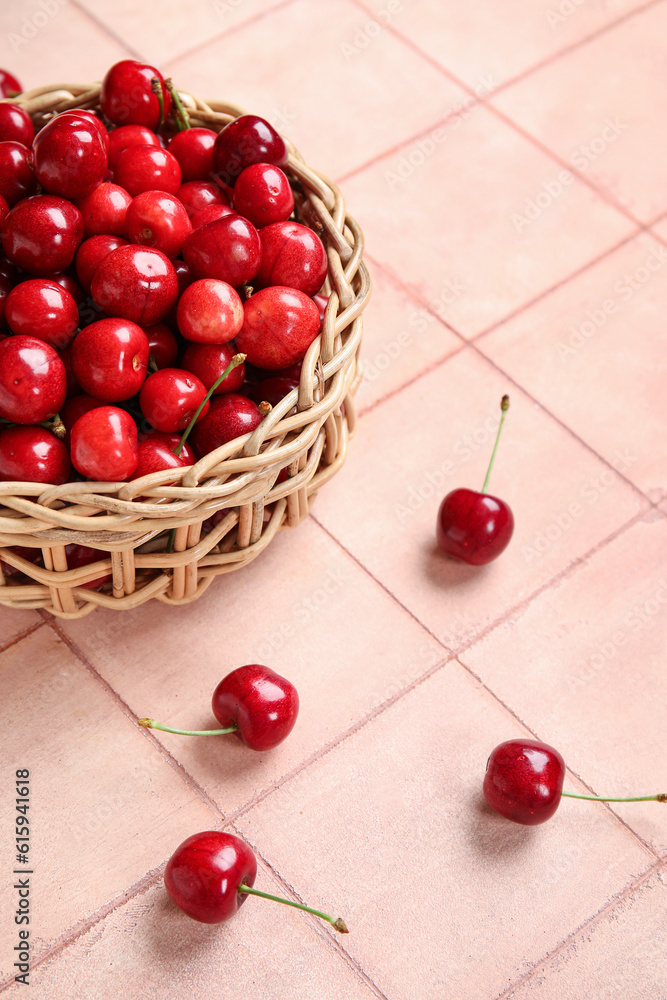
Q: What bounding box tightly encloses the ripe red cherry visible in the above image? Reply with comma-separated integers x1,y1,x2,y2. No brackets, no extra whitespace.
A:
61,393,102,440
42,272,85,306
190,203,235,229
138,430,195,464
0,103,34,146
176,278,243,344
233,163,294,228
177,180,229,218
0,70,21,97
182,215,261,287
246,375,299,408
0,141,37,206
75,182,132,237
0,194,8,228
130,436,191,480
55,109,109,153
33,116,108,200
191,393,263,457
5,279,79,348
168,128,216,182
75,234,128,293
165,831,257,924
236,286,321,369
139,368,209,433
70,405,138,480
107,124,160,169
436,396,514,565
100,60,171,130
256,221,327,296
0,425,71,485
114,145,181,197
181,341,246,394
144,322,178,368
213,114,288,186
212,664,299,751
126,190,192,258
483,740,565,826
2,194,84,275
0,336,66,423
91,245,179,326
0,274,11,329
72,317,149,402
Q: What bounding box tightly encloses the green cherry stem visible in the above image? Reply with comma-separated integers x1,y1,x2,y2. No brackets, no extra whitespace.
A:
164,78,191,131
561,791,667,803
238,884,349,933
481,394,510,495
138,719,238,736
172,353,247,458
151,77,165,131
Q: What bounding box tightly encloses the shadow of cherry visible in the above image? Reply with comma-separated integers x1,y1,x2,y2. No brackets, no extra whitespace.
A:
465,791,535,860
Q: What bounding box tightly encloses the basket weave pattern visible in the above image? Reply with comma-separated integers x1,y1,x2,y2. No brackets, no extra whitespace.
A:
0,83,371,618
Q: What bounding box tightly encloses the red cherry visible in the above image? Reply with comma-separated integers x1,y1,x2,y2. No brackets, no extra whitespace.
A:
436,396,514,565
0,274,11,330
232,163,294,228
75,234,128,293
0,194,8,228
61,393,103,440
190,393,263,457
33,116,108,200
182,215,261,287
256,221,327,297
144,322,178,368
0,103,34,146
176,278,243,344
0,251,20,285
177,180,229,218
181,341,246,394
0,335,66,423
211,664,299,751
5,279,79,348
130,435,191,480
2,194,84,275
0,425,70,485
91,245,178,326
165,831,257,924
126,190,192,258
57,342,82,398
138,430,195,464
246,375,298,408
139,368,209,433
0,70,21,98
75,182,132,238
100,60,171,130
107,124,160,170
42,272,85,306
168,128,216,182
72,317,149,402
0,141,37,206
70,405,138,480
483,740,565,826
236,286,320,369
54,110,109,153
212,114,288,186
114,145,181,197
190,203,235,229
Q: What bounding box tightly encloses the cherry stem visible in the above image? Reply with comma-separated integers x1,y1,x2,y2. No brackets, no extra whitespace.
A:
137,719,238,736
164,78,190,131
561,791,667,803
151,77,165,131
172,353,247,457
147,355,159,374
238,884,349,933
481,394,510,495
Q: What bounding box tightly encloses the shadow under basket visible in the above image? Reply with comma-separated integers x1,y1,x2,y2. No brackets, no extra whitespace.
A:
0,83,371,618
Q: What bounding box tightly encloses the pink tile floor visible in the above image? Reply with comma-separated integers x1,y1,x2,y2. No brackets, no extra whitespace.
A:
1,1,666,997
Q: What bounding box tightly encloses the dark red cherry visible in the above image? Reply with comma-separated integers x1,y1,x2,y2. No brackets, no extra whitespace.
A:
2,194,84,275
213,114,288,186
42,272,85,306
0,70,21,97
75,234,128,293
5,278,79,348
0,103,34,146
70,405,138,480
168,128,216,182
75,182,132,238
130,436,191,480
33,116,108,200
191,393,263,457
0,141,37,206
181,341,246,394
64,543,112,591
91,245,178,326
126,190,192,259
0,425,70,485
236,286,320,369
100,60,171,130
436,490,514,565
139,368,209,433
57,342,82,398
164,830,257,924
256,221,327,297
0,194,8,229
54,109,109,153
107,124,160,170
176,278,243,344
0,335,66,423
0,274,11,330
211,664,299,751
177,180,230,218
114,145,181,197
61,393,102,441
182,214,261,287
144,322,178,368
246,375,298,408
233,163,294,228
71,317,149,402
483,739,565,826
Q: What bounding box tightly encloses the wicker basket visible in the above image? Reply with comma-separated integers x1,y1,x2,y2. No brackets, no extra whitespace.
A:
0,82,371,618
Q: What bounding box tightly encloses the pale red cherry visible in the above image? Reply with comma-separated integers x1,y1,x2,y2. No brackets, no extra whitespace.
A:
126,190,192,259
176,278,244,344
70,405,139,480
177,180,230,218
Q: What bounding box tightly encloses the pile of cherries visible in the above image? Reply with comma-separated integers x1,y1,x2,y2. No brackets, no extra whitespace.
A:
0,59,328,493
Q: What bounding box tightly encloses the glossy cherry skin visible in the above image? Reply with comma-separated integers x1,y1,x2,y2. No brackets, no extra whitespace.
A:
256,221,327,297
72,317,149,402
181,341,246,394
139,368,209,433
114,145,181,197
138,430,195,464
177,180,230,218
176,278,243,344
130,436,191,480
100,60,171,130
483,739,566,826
107,124,160,170
233,163,294,228
436,489,514,565
0,194,8,228
126,190,192,259
144,322,178,368
0,274,11,330
182,215,261,287
91,245,179,326
2,195,84,275
43,272,85,306
33,116,108,200
5,278,79,348
0,70,21,97
246,375,298,408
70,405,138,480
54,109,109,153
75,182,132,237
0,336,66,423
61,393,102,440
190,203,235,229
0,103,34,146
165,830,257,924
168,128,216,182
236,286,321,369
75,234,128,293
0,425,71,485
0,141,37,206
212,664,299,751
213,114,288,186
191,393,263,458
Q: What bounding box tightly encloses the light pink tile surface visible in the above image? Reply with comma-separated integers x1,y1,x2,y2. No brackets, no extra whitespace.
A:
314,348,646,647
492,3,667,222
0,606,41,650
236,663,653,1000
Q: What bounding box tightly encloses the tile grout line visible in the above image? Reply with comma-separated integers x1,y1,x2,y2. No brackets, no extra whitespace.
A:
0,618,47,656
70,0,145,61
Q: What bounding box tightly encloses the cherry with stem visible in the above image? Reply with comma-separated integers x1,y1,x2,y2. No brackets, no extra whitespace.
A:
237,884,349,933
164,79,190,132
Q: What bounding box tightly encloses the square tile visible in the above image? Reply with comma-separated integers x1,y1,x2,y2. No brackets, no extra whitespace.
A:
480,231,667,501
340,104,634,338
0,626,216,976
164,0,469,179
492,4,667,222
0,605,42,651
315,348,645,648
459,514,667,855
60,519,445,816
236,663,653,1000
